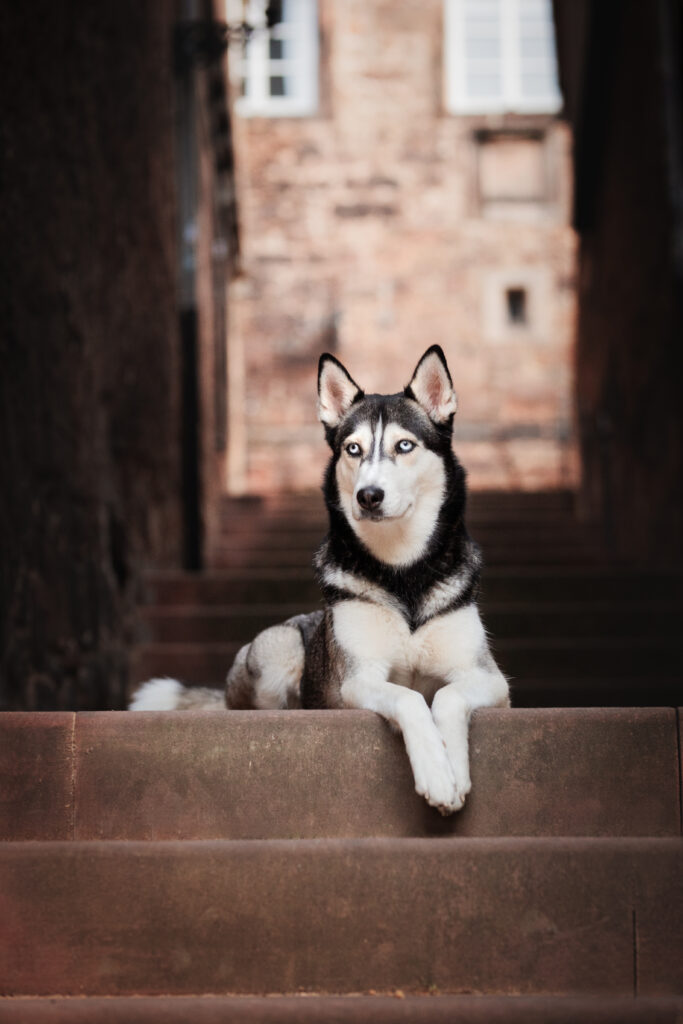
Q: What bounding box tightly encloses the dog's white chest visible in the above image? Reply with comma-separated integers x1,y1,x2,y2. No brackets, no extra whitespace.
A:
332,599,486,688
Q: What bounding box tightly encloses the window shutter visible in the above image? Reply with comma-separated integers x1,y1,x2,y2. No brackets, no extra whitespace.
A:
445,0,562,114
233,0,319,117
462,0,503,107
517,0,562,107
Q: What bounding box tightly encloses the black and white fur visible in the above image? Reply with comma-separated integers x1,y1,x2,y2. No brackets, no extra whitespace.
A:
131,346,509,815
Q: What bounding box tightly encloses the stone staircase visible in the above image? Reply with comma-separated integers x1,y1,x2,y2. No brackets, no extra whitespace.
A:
134,490,682,708
0,708,681,1019
1,490,682,1020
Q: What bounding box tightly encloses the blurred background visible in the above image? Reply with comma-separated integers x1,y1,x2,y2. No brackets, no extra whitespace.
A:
0,0,681,710
225,0,576,494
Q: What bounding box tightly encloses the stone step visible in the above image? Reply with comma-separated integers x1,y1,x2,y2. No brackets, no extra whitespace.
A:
215,493,601,571
2,995,682,1023
1,709,677,842
224,489,578,514
218,518,597,544
1,838,680,996
140,569,683,607
138,601,681,644
138,603,317,643
456,489,577,510
215,522,601,546
130,639,681,705
210,545,608,569
507,676,682,708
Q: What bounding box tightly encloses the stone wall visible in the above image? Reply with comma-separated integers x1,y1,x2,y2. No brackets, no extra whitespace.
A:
563,0,683,564
0,2,183,708
192,50,238,566
227,0,578,493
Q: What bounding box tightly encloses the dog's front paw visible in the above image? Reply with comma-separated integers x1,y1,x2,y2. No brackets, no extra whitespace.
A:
419,780,460,815
449,775,471,814
426,771,472,816
433,781,467,816
412,752,461,815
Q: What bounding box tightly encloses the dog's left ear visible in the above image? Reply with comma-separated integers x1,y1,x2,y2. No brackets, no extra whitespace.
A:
405,345,458,426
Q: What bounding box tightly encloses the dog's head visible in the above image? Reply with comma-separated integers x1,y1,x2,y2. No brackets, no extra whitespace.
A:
318,346,463,566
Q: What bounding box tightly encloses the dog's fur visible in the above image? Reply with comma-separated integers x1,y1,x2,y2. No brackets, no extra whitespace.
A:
131,346,509,814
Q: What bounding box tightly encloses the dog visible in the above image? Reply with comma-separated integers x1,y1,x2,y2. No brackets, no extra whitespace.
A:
131,345,509,814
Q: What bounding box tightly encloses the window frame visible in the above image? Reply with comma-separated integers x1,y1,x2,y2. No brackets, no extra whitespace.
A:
233,0,319,118
444,0,562,116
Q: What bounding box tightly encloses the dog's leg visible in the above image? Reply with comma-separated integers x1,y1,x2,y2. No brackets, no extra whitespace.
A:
431,667,510,809
226,624,304,710
342,670,461,815
430,684,472,809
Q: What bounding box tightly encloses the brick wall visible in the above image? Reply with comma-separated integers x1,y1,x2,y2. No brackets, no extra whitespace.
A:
226,0,578,493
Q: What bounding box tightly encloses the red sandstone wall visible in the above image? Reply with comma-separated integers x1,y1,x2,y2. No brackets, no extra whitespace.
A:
226,0,578,493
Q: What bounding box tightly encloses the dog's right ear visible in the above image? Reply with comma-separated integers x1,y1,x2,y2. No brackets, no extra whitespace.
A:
318,353,364,433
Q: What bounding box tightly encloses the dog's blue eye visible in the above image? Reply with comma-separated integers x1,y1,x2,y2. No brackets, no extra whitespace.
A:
346,442,361,457
396,440,415,454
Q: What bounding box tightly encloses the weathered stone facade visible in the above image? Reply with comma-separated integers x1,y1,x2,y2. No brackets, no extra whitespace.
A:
227,0,578,493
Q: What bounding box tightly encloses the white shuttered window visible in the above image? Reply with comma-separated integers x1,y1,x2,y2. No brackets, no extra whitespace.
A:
231,0,318,118
445,0,562,114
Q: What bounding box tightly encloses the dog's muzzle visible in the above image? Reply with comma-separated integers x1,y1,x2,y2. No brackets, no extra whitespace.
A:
356,486,384,516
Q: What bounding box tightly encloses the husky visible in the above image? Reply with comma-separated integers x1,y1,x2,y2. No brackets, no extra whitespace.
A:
131,346,509,814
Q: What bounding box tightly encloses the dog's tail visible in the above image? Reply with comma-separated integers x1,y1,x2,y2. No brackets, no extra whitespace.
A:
128,677,225,711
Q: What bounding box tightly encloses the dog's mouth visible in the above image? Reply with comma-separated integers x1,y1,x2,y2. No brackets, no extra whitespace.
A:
354,504,413,523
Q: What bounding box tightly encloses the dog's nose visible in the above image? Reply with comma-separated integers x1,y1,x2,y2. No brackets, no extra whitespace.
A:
357,486,384,511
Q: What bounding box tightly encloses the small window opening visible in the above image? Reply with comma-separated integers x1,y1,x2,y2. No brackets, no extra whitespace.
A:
506,287,527,325
230,0,318,118
269,75,286,96
269,38,285,59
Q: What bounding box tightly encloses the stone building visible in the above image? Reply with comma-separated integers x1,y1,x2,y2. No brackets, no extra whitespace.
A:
226,0,578,493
